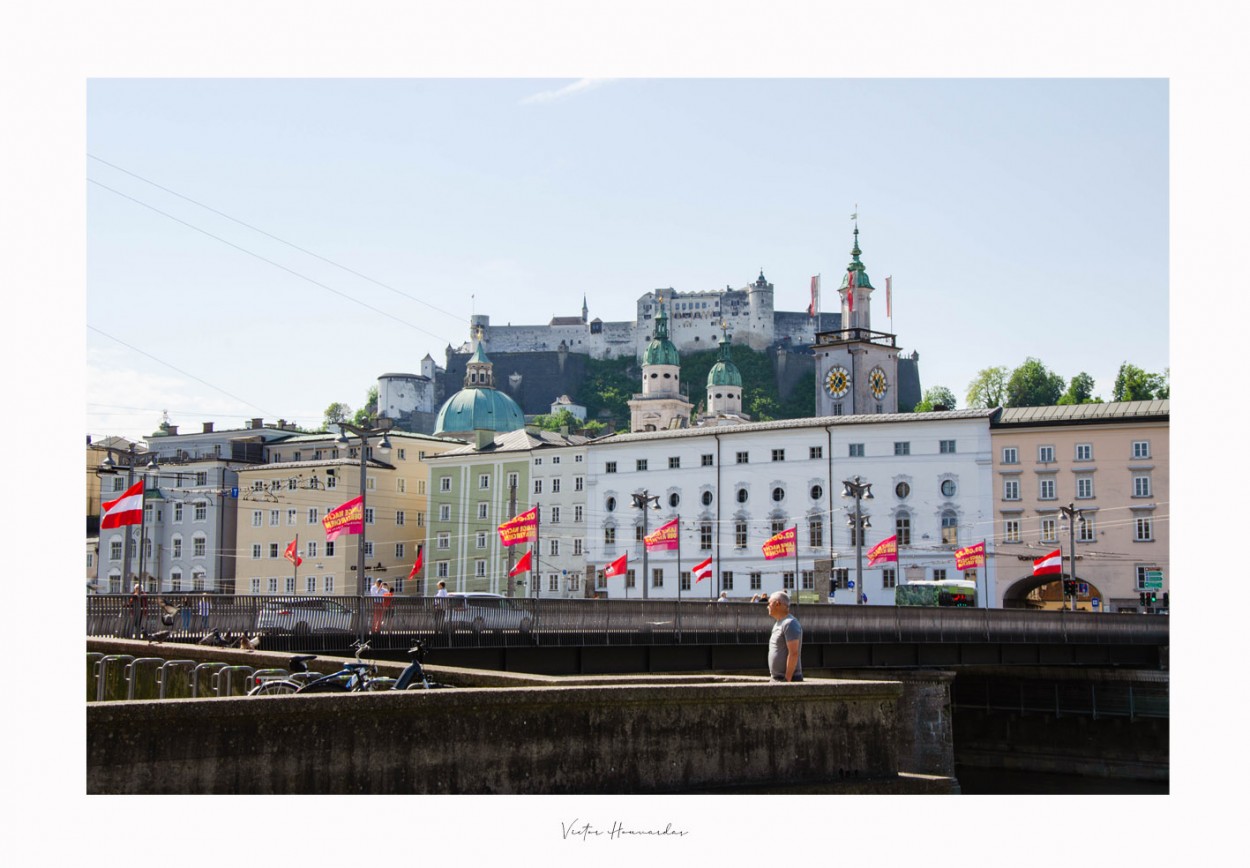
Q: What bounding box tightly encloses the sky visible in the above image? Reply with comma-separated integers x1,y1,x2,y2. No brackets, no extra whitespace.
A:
7,0,1247,862
85,76,1168,440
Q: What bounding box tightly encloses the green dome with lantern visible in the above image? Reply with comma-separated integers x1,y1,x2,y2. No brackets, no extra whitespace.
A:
707,331,743,387
642,300,681,367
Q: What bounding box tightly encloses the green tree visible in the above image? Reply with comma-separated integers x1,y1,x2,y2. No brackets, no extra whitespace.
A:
965,366,1009,409
912,385,957,412
1057,371,1101,405
323,402,351,430
352,385,379,427
1112,362,1169,402
530,408,582,433
1005,358,1064,407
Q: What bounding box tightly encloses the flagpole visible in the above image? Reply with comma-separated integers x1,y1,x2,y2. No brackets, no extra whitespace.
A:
534,505,542,600
676,517,682,603
793,525,799,606
293,533,299,590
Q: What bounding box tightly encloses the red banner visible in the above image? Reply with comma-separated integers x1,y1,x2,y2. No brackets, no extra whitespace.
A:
954,541,985,571
603,553,628,579
322,496,363,541
761,527,797,560
866,535,898,566
644,518,679,551
1033,548,1062,576
283,537,303,567
498,506,538,547
408,544,424,579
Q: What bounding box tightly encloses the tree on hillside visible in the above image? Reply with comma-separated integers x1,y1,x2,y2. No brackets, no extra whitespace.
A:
323,402,351,430
1112,363,1169,402
965,366,1009,409
1005,358,1064,407
530,408,583,433
1057,372,1102,405
912,385,957,412
350,386,379,427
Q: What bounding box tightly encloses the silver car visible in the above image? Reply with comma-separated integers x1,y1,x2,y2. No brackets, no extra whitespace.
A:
441,593,533,634
256,598,354,635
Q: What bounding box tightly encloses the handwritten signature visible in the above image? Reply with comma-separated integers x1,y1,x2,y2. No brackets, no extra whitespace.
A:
561,819,689,841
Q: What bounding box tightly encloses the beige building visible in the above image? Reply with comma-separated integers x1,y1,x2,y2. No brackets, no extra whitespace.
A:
989,401,1168,612
234,431,462,598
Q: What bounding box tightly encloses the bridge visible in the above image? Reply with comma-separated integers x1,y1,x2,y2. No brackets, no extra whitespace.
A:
87,595,1169,676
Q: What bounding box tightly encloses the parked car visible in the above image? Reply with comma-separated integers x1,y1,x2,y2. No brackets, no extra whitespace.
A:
256,597,354,635
441,592,533,634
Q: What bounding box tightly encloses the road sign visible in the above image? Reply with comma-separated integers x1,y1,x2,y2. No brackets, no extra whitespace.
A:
1091,598,1101,609
1143,570,1163,590
848,580,855,588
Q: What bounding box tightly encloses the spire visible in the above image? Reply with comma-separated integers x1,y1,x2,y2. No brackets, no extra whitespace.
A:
841,222,874,291
654,293,670,342
582,294,588,323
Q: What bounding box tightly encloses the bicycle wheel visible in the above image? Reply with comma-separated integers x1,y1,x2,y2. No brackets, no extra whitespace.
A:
249,680,301,696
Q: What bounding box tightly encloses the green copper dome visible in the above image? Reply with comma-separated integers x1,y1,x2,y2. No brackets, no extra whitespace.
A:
434,387,525,437
708,333,742,387
643,302,681,367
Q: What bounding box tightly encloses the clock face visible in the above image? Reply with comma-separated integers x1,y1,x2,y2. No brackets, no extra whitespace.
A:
824,366,850,398
869,366,889,399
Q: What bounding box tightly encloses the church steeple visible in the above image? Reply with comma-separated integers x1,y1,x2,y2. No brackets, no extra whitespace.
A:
582,294,588,323
840,222,875,331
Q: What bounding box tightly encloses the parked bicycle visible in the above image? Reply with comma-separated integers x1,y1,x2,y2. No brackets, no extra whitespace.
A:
248,639,445,695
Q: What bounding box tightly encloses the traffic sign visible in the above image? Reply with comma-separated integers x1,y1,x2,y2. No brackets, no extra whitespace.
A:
848,580,855,588
1091,598,1101,609
1143,570,1163,590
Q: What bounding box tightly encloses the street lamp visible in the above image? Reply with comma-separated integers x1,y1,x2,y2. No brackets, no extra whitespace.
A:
1058,502,1085,612
98,444,159,593
842,476,874,605
334,421,393,633
632,490,661,600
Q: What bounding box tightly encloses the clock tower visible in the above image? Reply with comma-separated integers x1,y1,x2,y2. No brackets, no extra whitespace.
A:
813,223,901,416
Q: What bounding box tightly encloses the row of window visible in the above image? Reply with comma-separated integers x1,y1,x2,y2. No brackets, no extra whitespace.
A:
1000,515,1156,543
1001,441,1152,465
1001,475,1152,501
106,472,212,492
251,507,421,527
600,441,957,473
108,535,207,560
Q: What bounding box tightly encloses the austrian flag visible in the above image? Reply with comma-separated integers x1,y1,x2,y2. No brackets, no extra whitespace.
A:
101,480,145,528
692,555,713,583
1033,548,1063,576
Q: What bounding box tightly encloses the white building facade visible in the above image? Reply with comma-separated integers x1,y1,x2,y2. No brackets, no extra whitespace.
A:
584,411,999,604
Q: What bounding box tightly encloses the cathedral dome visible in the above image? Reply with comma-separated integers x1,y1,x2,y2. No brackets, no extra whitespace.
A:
434,387,525,437
433,332,526,438
708,334,743,387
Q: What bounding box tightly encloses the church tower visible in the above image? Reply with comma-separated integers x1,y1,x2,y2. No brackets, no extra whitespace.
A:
813,223,901,416
699,324,750,425
628,295,693,432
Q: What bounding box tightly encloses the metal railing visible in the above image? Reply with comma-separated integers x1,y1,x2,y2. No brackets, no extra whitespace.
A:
86,594,1170,653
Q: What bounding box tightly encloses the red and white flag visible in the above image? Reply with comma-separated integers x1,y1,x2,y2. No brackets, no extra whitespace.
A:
808,274,820,317
1033,548,1063,576
101,480,145,529
603,553,628,579
509,548,533,577
846,268,856,315
885,275,892,318
692,555,713,583
408,544,424,579
283,537,303,567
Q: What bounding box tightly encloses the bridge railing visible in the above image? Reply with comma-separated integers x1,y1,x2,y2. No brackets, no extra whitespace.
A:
85,594,1169,651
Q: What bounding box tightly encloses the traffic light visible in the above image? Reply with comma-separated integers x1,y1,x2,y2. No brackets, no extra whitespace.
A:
1139,592,1148,606
1063,580,1078,597
1148,590,1157,604
1162,592,1169,608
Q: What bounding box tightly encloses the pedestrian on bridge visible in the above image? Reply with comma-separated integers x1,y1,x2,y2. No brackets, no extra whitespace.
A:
767,591,803,682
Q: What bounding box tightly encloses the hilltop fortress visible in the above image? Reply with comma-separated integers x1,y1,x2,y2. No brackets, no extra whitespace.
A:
465,270,837,360
381,251,922,431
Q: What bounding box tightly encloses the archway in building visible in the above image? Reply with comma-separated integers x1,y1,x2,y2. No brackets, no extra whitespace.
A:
1001,572,1104,611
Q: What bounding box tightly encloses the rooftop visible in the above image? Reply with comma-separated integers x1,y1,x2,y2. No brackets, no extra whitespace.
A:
993,400,1169,427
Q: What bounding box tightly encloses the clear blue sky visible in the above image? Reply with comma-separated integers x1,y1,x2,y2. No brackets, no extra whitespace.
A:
87,77,1167,439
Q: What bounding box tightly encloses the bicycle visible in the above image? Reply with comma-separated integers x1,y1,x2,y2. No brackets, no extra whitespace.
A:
248,640,445,695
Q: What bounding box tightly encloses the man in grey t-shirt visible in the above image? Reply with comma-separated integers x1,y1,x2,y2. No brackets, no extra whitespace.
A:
767,591,803,682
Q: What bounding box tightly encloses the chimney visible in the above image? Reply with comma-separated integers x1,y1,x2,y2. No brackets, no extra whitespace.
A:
251,418,264,430
202,422,214,433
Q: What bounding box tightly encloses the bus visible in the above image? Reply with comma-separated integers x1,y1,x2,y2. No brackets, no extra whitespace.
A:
894,579,977,608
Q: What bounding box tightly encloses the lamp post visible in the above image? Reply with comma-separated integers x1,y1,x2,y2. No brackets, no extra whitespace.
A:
632,490,661,600
98,443,159,593
841,476,873,605
1058,502,1084,612
334,421,393,636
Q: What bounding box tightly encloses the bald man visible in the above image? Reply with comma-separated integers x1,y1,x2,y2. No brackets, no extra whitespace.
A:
767,591,803,682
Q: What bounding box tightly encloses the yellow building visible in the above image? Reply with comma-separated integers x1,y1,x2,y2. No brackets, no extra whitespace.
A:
234,431,462,598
